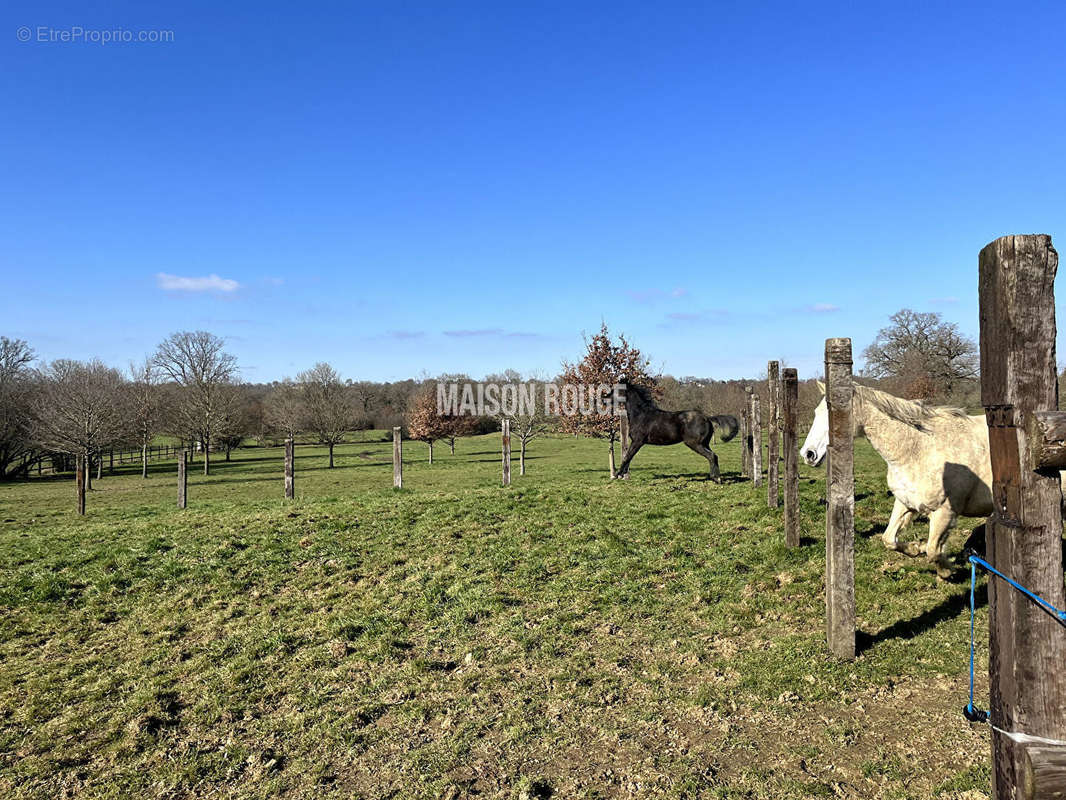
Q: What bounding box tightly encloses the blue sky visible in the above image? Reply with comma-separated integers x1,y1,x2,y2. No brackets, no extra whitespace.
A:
3,1,1065,383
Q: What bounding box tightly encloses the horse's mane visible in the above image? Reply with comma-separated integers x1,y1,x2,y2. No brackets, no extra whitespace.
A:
625,381,658,407
855,384,970,431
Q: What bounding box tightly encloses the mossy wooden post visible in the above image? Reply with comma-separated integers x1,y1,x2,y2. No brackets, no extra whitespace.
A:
742,387,753,479
978,234,1066,800
751,393,763,488
284,437,295,499
502,419,511,486
393,427,402,489
767,360,780,508
177,451,187,509
75,454,86,515
782,368,799,548
825,337,855,660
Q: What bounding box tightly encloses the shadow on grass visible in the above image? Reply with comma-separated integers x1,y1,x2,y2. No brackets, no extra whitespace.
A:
857,584,986,655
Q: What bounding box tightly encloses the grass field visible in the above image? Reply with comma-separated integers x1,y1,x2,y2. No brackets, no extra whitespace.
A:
0,431,1001,799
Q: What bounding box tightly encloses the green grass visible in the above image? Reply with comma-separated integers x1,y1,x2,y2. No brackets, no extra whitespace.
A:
0,432,997,798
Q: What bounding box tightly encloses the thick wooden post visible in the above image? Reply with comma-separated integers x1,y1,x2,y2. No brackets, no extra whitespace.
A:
393,427,402,488
767,360,780,508
751,393,763,487
619,414,630,453
825,337,855,660
75,454,86,515
782,368,800,548
502,419,511,486
284,437,295,499
979,234,1066,800
177,451,187,509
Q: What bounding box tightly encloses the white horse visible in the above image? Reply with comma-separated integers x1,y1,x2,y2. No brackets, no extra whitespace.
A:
800,382,993,579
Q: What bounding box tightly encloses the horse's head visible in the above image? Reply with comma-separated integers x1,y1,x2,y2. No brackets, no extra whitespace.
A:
801,380,867,466
801,381,829,467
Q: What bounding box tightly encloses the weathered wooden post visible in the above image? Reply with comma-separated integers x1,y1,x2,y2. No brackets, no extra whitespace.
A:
825,337,855,660
177,451,187,509
75,454,86,515
284,437,295,499
393,427,403,489
619,413,629,453
767,361,780,508
502,419,511,486
751,392,763,487
782,368,799,548
978,234,1066,800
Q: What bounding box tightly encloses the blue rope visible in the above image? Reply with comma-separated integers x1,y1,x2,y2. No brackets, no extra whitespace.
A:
964,553,1066,723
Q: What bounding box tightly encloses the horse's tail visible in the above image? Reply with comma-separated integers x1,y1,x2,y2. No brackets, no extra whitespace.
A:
709,414,739,442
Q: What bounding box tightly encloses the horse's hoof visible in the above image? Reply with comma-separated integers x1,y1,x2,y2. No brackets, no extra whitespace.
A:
900,542,923,558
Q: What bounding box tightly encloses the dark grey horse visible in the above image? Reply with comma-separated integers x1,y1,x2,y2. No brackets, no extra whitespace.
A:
617,383,739,482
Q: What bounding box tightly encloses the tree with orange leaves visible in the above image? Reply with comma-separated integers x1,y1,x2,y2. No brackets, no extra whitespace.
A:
557,323,656,476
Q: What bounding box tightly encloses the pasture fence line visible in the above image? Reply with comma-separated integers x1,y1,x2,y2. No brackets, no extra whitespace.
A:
782,368,800,548
767,361,780,508
177,451,187,509
502,419,511,486
393,427,403,489
977,234,1066,799
824,337,855,661
284,438,295,499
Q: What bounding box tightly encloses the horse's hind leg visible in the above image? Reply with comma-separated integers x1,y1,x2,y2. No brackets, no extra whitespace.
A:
686,441,721,484
882,498,919,555
925,506,958,580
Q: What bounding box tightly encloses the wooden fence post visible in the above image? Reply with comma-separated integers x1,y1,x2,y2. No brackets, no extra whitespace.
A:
502,419,511,486
177,451,187,509
782,368,799,547
751,392,763,487
284,437,295,499
75,454,86,515
619,413,629,453
979,234,1066,799
767,360,780,507
825,337,855,660
393,427,403,489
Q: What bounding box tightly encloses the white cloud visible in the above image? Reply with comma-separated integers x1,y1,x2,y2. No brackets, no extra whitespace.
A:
807,303,839,313
930,296,959,305
156,272,241,292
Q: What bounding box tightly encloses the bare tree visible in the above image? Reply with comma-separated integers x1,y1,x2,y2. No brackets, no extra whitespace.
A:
153,331,239,476
505,386,548,477
0,337,38,479
214,383,251,460
862,309,978,400
264,380,304,442
299,363,351,468
34,359,130,490
486,372,549,476
129,357,162,478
